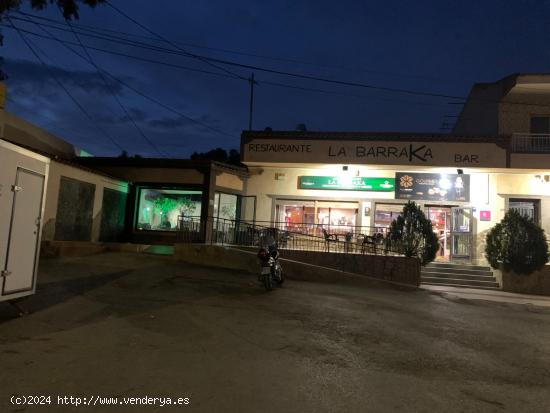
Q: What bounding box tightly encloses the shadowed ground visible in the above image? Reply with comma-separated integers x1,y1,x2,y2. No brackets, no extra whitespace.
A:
0,252,549,412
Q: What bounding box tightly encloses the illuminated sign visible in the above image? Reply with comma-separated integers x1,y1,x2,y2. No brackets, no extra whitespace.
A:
242,138,507,168
395,172,470,202
298,176,395,191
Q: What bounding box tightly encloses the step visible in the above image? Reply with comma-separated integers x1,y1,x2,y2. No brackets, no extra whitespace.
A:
421,281,501,291
421,267,493,276
420,271,497,282
425,262,492,271
421,276,499,289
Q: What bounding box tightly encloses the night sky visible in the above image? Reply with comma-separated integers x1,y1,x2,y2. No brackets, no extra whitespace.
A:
1,0,550,157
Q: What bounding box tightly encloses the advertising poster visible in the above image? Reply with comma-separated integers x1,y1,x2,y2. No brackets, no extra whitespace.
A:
395,172,470,202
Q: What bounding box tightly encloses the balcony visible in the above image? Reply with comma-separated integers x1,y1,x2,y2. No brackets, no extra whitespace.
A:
511,133,550,153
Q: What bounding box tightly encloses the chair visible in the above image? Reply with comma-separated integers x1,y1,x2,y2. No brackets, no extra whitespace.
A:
322,228,340,251
277,230,292,248
361,235,376,254
373,232,386,253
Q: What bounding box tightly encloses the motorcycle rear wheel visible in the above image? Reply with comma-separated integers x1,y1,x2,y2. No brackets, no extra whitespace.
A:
263,273,273,291
276,267,284,286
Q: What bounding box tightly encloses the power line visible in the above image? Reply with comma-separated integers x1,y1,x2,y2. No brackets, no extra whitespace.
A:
13,11,454,84
2,22,240,78
6,16,127,153
19,6,464,103
104,1,247,82
60,9,166,157
8,15,550,112
1,23,457,110
16,20,238,139
8,22,549,119
10,21,550,122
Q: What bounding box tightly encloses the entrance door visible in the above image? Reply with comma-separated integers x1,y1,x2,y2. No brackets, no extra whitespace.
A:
450,207,472,260
2,168,45,297
425,206,452,259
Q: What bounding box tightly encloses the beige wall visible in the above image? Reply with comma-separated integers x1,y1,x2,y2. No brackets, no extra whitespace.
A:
42,161,128,242
511,153,550,169
499,93,550,135
89,166,204,185
453,83,501,136
215,172,244,191
244,165,550,263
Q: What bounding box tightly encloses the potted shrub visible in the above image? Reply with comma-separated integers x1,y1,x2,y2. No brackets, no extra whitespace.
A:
387,201,439,265
485,209,548,275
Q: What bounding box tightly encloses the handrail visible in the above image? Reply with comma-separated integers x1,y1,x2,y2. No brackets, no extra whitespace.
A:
176,216,403,256
511,133,550,153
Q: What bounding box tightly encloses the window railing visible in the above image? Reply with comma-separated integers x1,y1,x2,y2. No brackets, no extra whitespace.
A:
511,133,550,153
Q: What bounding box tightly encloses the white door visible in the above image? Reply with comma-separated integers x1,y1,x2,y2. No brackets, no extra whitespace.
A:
2,168,45,297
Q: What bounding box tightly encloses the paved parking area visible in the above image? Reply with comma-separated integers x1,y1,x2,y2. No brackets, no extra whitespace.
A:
1,252,550,412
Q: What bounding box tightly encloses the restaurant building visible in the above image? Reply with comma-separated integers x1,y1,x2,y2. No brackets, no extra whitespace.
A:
240,73,550,264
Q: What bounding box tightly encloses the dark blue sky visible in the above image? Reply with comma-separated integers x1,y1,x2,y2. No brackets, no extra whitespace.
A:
2,0,550,157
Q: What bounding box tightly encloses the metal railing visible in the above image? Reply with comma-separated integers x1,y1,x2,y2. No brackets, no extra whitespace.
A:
242,220,388,238
511,133,550,153
176,216,403,256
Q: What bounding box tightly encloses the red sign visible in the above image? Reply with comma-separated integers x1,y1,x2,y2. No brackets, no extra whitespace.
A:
480,210,491,221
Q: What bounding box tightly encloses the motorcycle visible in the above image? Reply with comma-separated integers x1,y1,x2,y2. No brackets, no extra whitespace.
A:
257,231,284,291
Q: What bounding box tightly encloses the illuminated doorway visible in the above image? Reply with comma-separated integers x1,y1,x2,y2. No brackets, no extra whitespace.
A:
425,206,452,260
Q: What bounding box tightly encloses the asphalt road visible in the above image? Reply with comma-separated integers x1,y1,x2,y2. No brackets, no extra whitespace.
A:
1,252,549,413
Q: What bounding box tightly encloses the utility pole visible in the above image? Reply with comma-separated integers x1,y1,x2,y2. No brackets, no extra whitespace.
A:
248,72,256,131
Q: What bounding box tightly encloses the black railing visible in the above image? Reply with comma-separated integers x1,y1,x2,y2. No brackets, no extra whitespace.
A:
511,133,550,153
176,216,403,256
239,220,389,238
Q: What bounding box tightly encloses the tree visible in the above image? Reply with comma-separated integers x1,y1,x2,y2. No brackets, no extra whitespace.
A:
485,209,548,274
190,148,242,166
1,0,104,20
386,201,439,265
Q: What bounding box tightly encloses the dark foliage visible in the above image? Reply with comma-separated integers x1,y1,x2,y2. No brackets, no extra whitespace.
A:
1,0,104,20
190,148,241,166
485,209,549,274
386,201,439,265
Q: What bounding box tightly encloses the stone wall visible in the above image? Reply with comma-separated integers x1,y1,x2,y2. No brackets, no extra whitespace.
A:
502,266,550,296
174,244,420,288
274,249,420,286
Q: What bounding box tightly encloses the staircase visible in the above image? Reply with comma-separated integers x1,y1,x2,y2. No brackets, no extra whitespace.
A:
421,262,499,290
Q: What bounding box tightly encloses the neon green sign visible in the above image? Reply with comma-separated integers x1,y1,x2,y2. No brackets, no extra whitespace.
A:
298,176,395,191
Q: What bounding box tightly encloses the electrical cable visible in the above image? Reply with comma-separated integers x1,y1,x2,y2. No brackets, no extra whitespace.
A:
104,1,247,81
12,11,461,83
60,9,167,157
0,23,463,110
8,14,550,111
20,21,238,139
6,16,127,153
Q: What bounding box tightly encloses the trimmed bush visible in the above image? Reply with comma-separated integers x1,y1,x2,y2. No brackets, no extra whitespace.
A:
387,201,439,265
485,209,549,274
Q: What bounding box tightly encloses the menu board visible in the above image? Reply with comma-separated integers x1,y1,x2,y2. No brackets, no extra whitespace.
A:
395,172,470,202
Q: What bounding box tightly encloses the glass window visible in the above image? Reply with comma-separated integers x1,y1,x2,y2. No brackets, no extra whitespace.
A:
216,193,238,221
530,117,550,134
374,203,404,231
509,198,540,224
274,199,358,235
136,188,202,231
275,200,315,232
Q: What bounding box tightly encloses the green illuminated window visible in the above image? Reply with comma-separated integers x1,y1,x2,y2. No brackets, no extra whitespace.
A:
136,187,202,231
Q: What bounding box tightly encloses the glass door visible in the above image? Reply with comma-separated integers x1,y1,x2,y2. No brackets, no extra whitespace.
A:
450,207,472,260
425,206,452,260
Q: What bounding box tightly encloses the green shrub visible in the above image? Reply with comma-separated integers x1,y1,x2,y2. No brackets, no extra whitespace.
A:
387,201,439,265
485,209,549,274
